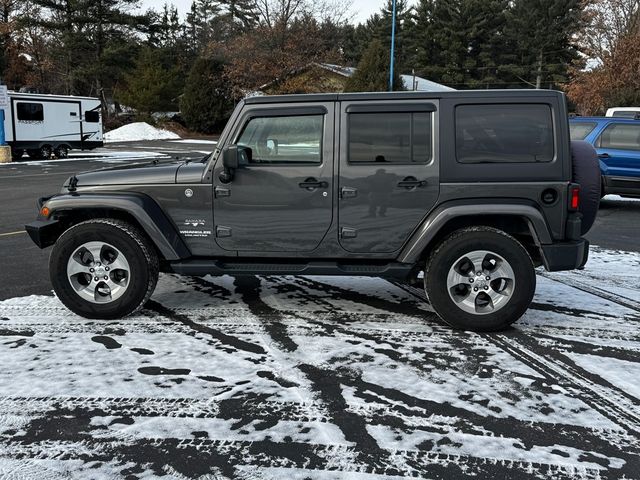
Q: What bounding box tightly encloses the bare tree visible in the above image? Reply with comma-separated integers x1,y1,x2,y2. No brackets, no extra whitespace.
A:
580,0,640,62
252,0,352,28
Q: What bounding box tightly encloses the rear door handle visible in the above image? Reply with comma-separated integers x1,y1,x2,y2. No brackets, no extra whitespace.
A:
397,178,427,189
299,178,328,189
340,187,358,198
598,153,610,159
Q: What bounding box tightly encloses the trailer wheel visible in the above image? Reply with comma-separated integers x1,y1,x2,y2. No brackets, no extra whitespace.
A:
40,145,53,160
11,148,24,160
55,145,69,159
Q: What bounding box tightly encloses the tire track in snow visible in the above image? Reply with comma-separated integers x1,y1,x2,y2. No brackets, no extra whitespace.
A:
539,272,640,314
0,437,610,480
392,281,640,436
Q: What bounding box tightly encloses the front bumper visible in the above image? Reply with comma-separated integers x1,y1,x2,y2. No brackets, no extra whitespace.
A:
541,239,589,272
25,219,62,249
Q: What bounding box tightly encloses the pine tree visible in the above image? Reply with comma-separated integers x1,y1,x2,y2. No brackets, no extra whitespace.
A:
412,0,509,89
345,38,404,92
117,47,182,114
180,55,234,132
503,0,584,89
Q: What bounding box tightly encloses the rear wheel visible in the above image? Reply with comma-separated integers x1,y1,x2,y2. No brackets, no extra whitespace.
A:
50,219,159,319
425,227,536,331
54,145,69,158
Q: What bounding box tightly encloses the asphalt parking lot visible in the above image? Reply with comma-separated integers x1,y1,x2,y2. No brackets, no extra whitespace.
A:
0,141,639,479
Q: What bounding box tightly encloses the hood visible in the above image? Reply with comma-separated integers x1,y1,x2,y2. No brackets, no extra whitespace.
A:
65,159,183,187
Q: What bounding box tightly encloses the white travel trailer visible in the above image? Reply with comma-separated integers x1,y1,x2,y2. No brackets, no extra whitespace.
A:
3,92,104,160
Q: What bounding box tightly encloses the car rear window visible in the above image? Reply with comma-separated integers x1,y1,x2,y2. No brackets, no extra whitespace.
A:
348,112,432,164
597,123,640,151
569,122,597,140
455,104,554,164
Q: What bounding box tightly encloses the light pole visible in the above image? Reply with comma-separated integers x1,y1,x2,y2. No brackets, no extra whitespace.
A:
389,0,397,92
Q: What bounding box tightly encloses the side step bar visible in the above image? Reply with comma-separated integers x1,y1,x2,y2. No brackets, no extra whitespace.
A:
168,259,414,279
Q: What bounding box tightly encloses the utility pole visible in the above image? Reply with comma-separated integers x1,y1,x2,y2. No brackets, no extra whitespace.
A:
389,0,397,92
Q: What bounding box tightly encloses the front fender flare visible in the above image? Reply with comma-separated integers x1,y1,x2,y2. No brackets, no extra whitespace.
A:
397,201,553,264
41,192,191,260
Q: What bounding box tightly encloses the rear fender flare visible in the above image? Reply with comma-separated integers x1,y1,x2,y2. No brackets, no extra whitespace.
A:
397,201,553,264
44,193,190,260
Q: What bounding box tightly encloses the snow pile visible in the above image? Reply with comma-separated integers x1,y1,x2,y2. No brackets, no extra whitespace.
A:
104,122,180,142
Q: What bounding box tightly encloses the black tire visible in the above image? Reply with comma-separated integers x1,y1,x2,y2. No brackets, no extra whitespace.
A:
571,140,600,234
40,145,53,159
49,219,159,319
11,148,24,160
54,145,69,158
425,227,536,332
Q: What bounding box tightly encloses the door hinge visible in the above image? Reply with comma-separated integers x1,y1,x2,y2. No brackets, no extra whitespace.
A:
341,227,358,239
216,226,232,238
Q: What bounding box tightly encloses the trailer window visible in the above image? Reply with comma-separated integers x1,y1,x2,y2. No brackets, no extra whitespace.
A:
85,110,100,123
16,103,44,122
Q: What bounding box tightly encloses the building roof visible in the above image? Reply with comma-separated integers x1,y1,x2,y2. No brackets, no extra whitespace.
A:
254,62,454,95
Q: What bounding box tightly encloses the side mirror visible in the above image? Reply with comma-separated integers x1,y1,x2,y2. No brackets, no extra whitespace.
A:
220,145,251,183
223,145,239,170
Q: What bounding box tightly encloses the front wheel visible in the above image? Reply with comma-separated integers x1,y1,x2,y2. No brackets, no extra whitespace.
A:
50,219,159,319
425,227,536,331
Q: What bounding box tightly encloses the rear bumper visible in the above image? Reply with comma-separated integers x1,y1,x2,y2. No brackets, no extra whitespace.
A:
25,219,62,249
541,239,589,272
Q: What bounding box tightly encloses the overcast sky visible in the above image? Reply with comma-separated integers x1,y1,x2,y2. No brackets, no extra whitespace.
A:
138,0,390,24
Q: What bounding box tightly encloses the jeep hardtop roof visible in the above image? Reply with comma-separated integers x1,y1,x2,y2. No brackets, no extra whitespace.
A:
244,89,565,105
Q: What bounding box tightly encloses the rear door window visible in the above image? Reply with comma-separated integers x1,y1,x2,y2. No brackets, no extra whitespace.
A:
348,112,432,164
597,123,640,151
455,104,554,163
569,122,597,140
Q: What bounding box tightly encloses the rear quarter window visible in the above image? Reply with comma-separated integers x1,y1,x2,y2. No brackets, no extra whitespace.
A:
597,123,640,151
455,104,554,164
569,122,597,140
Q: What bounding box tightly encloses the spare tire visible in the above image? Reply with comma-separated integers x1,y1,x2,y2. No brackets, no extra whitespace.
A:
571,140,600,235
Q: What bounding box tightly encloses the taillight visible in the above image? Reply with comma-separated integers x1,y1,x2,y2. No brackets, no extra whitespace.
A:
569,185,580,211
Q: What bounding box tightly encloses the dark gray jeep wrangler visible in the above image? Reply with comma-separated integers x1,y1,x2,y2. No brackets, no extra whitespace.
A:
26,90,601,331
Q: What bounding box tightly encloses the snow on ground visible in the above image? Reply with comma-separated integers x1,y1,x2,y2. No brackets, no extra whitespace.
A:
104,122,180,142
0,247,639,479
169,139,218,145
602,194,640,203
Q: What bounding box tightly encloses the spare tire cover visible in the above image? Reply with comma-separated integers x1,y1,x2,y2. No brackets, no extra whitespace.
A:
571,140,600,235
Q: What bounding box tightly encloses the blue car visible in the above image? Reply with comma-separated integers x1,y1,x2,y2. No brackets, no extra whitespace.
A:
569,116,640,198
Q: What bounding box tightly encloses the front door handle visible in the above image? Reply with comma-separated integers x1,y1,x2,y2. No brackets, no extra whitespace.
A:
598,153,610,159
398,177,427,189
299,178,328,190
